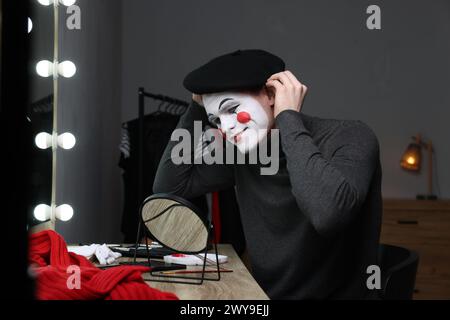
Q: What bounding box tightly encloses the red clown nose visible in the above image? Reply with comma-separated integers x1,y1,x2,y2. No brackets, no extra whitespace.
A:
237,111,251,124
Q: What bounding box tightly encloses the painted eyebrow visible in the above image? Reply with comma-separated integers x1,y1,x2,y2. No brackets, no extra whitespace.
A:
218,98,233,110
207,113,218,122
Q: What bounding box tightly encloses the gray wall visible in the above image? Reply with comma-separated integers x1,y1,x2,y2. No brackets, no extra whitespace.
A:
121,0,450,199
56,0,123,243
54,0,450,243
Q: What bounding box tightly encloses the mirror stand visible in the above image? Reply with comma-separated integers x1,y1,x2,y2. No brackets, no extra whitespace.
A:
131,218,221,285
142,234,222,285
135,193,222,285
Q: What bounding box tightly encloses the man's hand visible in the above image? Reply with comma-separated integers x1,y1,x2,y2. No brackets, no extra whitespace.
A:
266,71,308,118
192,93,204,106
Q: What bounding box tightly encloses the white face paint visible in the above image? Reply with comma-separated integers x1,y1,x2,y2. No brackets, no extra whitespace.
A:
203,92,274,154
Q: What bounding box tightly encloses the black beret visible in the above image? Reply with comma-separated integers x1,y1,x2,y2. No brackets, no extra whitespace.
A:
183,49,285,94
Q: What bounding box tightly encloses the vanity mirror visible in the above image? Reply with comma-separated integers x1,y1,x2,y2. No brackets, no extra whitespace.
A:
28,0,55,229
29,0,77,232
140,193,221,284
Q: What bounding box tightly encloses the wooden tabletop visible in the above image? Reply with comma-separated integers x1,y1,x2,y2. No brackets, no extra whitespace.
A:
120,244,269,300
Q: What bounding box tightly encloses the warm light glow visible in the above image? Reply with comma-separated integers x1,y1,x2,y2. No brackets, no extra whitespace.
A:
56,204,74,221
400,142,421,171
34,204,51,221
406,156,416,165
28,18,33,33
58,61,77,78
58,133,76,149
35,132,52,149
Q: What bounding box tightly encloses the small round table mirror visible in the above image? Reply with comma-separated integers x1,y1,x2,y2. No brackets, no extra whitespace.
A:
140,194,210,253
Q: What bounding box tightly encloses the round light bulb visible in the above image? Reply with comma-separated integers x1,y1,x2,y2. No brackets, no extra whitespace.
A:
56,204,73,221
37,0,53,6
35,132,52,149
407,156,415,165
34,204,51,221
36,60,54,77
58,133,76,149
28,18,33,33
58,61,76,78
60,0,76,6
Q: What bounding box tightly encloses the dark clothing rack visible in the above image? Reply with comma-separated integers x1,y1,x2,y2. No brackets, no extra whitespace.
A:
137,87,189,206
134,87,189,247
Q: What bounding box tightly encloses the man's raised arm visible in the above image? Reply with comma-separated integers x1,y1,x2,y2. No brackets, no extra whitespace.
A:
153,100,235,198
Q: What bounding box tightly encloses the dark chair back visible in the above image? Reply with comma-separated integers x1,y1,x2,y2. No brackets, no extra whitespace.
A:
378,244,419,300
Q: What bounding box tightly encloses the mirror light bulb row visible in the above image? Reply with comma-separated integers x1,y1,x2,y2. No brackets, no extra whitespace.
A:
35,132,76,150
34,0,77,227
36,60,77,78
37,0,77,6
34,204,74,222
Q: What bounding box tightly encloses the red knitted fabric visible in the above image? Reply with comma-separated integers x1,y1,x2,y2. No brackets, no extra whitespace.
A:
29,230,178,300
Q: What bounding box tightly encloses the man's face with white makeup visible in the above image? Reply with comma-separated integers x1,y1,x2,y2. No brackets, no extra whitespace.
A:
202,91,275,154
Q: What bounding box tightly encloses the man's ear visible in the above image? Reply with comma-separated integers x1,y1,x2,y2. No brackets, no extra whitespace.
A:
263,85,275,106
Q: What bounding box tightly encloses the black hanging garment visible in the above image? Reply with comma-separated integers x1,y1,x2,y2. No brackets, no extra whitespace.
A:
119,113,208,243
216,188,246,256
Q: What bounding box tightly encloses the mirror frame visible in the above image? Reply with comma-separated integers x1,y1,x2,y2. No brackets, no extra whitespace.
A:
140,193,212,254
28,0,57,232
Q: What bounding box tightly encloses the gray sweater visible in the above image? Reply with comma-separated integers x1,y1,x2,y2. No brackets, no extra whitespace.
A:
153,101,382,299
